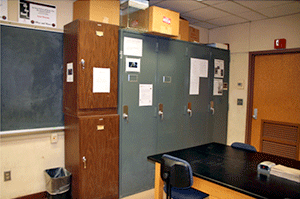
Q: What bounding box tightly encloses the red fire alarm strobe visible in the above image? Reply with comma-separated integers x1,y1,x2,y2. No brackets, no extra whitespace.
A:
274,38,286,49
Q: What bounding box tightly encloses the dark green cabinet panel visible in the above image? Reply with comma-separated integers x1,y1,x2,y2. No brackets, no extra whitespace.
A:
118,29,229,197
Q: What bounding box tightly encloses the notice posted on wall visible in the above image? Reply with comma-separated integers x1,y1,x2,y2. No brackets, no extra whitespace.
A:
214,59,225,78
213,78,223,96
139,84,153,106
93,67,110,93
19,0,56,28
189,58,208,95
123,37,143,57
126,57,141,73
66,63,73,82
0,0,8,21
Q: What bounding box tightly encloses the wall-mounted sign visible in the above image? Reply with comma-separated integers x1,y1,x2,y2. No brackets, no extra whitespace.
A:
274,38,286,49
19,0,56,28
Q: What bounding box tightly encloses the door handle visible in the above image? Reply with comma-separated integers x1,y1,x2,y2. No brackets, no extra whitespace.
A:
253,108,258,120
123,105,129,123
187,102,192,117
82,156,87,169
158,103,163,120
210,101,215,115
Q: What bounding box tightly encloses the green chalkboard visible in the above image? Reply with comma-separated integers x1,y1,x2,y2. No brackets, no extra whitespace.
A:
1,25,64,131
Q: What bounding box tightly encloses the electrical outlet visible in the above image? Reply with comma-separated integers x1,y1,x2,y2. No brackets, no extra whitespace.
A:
237,98,243,106
4,171,11,181
50,133,58,144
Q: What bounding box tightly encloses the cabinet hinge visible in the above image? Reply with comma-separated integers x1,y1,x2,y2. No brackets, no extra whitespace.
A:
185,47,189,56
119,50,123,59
156,43,159,53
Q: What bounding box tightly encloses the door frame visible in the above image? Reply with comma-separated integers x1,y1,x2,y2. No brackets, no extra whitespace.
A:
245,48,300,144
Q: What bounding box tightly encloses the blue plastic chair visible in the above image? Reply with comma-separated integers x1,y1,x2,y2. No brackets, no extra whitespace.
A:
231,142,257,152
160,154,209,199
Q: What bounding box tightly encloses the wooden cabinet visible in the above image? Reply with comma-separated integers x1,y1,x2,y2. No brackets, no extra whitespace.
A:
63,19,119,116
65,114,119,199
63,19,119,199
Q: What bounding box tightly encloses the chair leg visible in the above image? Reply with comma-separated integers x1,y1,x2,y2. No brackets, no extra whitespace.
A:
166,181,172,199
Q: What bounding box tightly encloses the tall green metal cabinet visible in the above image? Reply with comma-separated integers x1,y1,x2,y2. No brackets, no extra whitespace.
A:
118,29,230,197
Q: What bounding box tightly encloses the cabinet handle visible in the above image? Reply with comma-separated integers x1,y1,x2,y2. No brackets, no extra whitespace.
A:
123,105,129,123
210,101,215,115
187,102,192,117
81,59,85,69
158,103,163,120
82,156,87,169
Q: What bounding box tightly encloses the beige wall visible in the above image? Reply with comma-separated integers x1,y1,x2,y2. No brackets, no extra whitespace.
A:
1,132,65,198
209,13,300,145
0,1,74,198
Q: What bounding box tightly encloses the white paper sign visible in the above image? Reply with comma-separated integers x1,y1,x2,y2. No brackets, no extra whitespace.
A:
66,63,73,82
0,0,8,21
214,59,224,78
139,84,153,106
189,58,208,95
213,78,223,96
93,68,110,93
124,37,143,57
19,0,57,28
126,57,141,73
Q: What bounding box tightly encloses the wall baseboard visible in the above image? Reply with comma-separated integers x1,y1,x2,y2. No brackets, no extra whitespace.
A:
14,191,47,199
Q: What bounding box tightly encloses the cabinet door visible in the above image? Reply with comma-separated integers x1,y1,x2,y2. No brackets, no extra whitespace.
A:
186,43,212,146
209,48,230,144
156,38,189,153
79,114,119,199
78,20,119,110
118,31,158,197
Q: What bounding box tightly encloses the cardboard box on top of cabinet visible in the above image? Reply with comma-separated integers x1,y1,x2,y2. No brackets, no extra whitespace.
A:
172,18,189,41
120,0,149,32
189,26,199,43
148,6,179,37
73,0,120,26
120,5,179,37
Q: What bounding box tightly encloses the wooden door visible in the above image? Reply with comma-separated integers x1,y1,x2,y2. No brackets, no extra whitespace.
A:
246,50,300,160
78,20,119,110
80,114,119,199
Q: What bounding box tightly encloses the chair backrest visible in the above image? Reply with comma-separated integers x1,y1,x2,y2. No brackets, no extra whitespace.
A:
160,154,193,189
231,142,257,152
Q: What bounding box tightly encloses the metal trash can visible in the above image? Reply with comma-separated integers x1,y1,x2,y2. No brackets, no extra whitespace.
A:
44,167,71,199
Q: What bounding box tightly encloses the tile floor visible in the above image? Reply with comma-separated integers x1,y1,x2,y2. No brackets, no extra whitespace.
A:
122,189,156,199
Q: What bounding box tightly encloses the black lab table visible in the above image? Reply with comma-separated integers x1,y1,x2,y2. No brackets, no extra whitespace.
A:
147,142,300,199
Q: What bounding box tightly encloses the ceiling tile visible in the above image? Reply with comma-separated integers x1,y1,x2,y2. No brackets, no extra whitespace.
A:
234,1,292,10
180,15,202,24
257,2,300,17
207,15,248,26
149,0,164,6
236,11,267,21
193,21,219,29
200,1,227,6
212,1,252,14
185,6,230,21
153,0,207,13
